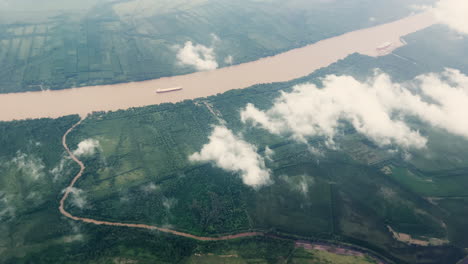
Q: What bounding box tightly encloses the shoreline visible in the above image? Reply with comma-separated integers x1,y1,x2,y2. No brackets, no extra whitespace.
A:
0,11,436,121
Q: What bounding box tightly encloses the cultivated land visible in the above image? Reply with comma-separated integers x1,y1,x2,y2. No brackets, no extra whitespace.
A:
0,0,433,95
0,12,435,121
2,25,468,263
2,1,468,263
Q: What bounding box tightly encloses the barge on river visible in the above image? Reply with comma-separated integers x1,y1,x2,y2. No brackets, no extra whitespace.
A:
156,86,183,93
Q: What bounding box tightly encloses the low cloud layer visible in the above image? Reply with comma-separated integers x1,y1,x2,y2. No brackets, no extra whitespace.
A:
0,204,15,221
264,146,274,161
0,193,15,221
141,182,160,193
64,187,87,209
176,41,218,71
63,234,84,243
162,197,177,210
433,0,468,35
280,175,315,195
11,151,45,180
241,69,468,149
73,139,101,157
50,156,70,181
224,55,234,65
190,126,271,188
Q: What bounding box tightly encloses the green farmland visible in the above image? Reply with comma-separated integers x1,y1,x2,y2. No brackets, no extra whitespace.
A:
0,0,433,93
1,2,468,264
2,25,468,263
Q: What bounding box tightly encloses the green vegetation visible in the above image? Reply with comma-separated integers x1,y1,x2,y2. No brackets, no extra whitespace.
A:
292,248,378,264
0,0,433,93
2,21,468,264
186,245,381,264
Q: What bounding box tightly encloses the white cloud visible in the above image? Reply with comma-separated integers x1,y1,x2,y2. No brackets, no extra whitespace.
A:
224,55,234,65
63,234,84,243
0,205,15,221
63,221,85,243
141,182,160,193
64,187,87,209
190,126,271,188
73,139,101,157
50,156,70,181
265,146,274,161
210,33,221,44
433,0,468,35
162,197,177,210
26,191,43,206
241,69,468,150
280,175,314,195
176,41,218,71
0,193,15,221
11,151,45,180
407,69,468,137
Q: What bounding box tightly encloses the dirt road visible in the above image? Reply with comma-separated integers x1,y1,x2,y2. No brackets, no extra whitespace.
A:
58,118,263,241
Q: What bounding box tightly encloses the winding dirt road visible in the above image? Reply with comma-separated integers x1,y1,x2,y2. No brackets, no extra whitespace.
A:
58,118,263,241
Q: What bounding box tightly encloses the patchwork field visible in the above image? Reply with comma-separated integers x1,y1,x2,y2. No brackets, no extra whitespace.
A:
1,6,468,264
0,0,433,93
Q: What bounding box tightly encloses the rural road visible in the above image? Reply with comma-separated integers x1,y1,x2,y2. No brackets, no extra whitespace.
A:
58,118,263,241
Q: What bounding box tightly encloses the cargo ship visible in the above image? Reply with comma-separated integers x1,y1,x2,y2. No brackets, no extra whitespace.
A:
156,86,183,93
376,42,393,53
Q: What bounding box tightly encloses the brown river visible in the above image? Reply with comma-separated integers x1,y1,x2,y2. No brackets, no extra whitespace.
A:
0,12,436,122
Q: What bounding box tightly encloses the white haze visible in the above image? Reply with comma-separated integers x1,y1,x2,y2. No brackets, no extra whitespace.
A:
190,126,271,188
141,182,160,193
280,175,314,196
224,55,234,65
50,156,70,181
11,151,45,180
64,187,87,209
264,146,275,161
0,193,15,221
241,69,468,149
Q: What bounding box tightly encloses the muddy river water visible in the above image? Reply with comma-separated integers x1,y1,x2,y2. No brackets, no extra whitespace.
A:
0,12,436,121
